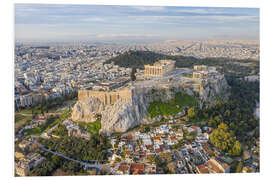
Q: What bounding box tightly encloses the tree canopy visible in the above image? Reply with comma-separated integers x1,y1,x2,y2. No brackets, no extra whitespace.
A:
187,107,196,118
130,67,137,81
209,123,242,156
105,50,259,78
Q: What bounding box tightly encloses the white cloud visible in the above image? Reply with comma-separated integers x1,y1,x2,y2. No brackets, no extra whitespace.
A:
126,15,259,24
174,8,235,15
205,15,259,22
80,17,106,22
132,6,166,12
175,8,212,14
95,33,158,39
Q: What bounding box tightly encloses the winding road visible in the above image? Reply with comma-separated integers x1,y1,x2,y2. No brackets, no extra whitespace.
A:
40,145,107,169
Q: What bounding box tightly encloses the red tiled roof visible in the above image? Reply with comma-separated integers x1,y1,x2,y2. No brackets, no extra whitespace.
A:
118,163,130,172
215,158,230,170
130,163,144,171
132,169,144,175
207,159,224,173
154,136,161,140
199,167,210,174
44,91,54,95
155,149,161,153
110,163,116,168
126,150,132,155
160,144,165,151
197,164,210,174
33,116,46,121
127,135,134,140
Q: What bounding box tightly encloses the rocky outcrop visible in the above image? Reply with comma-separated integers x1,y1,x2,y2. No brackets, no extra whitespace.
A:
100,99,139,135
100,91,154,135
72,70,230,135
199,74,230,107
72,96,105,123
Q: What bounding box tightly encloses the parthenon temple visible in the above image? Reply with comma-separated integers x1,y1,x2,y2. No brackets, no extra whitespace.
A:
144,59,176,77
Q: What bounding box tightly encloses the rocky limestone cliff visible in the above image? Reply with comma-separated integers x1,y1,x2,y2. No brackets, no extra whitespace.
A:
72,96,105,123
100,99,140,135
199,74,230,107
72,70,230,135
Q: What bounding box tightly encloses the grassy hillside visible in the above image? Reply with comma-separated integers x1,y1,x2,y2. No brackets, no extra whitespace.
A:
106,51,167,69
105,50,199,69
148,92,198,118
78,119,101,135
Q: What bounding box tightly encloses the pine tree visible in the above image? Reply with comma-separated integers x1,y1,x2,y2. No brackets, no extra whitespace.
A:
130,67,137,81
187,107,196,118
231,140,242,156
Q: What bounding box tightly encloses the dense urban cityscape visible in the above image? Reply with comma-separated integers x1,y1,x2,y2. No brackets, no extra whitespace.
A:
14,40,260,176
14,39,259,108
14,4,260,177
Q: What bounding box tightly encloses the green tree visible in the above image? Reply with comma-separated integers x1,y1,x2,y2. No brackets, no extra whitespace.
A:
229,140,242,156
187,107,196,118
214,115,221,124
51,155,60,165
115,157,121,163
209,123,241,156
130,67,137,81
236,161,243,173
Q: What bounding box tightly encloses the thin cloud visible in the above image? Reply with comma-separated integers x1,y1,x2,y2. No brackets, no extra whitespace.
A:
95,33,158,38
132,6,166,12
80,17,106,22
14,4,259,41
174,8,235,15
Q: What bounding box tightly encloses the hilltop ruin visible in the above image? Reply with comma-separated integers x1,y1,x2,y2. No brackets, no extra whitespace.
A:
72,64,229,135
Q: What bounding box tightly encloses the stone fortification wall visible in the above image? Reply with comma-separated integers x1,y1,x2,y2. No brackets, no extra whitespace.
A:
78,88,133,105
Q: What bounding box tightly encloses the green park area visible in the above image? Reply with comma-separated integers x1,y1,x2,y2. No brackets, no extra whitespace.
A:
78,119,101,135
148,92,197,118
15,109,40,131
23,110,71,137
182,73,193,78
52,124,68,137
15,114,32,133
15,108,46,133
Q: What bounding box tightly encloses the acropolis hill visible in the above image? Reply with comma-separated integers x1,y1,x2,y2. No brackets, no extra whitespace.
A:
72,61,229,135
77,59,177,106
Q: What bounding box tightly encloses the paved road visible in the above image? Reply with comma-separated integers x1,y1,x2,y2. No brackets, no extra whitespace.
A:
40,145,106,169
17,113,32,116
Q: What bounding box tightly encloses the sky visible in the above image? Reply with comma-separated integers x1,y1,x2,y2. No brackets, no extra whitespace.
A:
15,4,260,42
